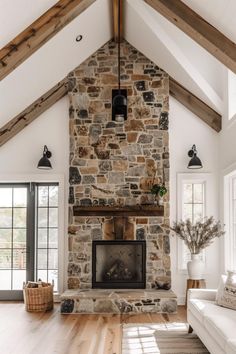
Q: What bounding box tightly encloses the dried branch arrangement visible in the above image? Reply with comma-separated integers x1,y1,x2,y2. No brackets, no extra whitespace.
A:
171,216,225,254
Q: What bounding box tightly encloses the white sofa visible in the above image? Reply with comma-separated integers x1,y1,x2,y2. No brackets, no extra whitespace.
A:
187,289,236,354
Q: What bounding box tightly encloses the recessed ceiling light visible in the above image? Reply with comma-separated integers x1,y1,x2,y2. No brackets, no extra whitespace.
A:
76,35,83,42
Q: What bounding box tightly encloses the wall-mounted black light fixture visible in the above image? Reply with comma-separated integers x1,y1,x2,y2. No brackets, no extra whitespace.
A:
187,144,203,169
112,0,127,122
37,145,52,170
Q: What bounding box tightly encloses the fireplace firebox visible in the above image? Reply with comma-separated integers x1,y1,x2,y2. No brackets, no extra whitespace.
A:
92,240,146,289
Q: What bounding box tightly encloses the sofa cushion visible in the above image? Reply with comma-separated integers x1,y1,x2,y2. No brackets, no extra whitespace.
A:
203,309,236,351
226,340,236,354
217,270,236,311
188,299,215,323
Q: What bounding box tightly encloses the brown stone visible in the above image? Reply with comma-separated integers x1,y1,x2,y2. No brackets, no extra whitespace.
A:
103,218,114,240
113,160,128,171
78,146,93,159
140,177,159,191
68,277,80,289
134,107,151,119
125,119,144,132
68,226,77,235
131,74,150,80
97,175,107,183
80,167,98,174
137,156,145,163
136,218,148,224
146,159,156,177
77,126,88,136
101,74,117,85
127,132,138,143
151,80,162,88
89,101,104,114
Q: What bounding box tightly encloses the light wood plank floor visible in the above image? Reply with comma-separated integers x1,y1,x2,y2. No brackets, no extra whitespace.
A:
0,302,186,354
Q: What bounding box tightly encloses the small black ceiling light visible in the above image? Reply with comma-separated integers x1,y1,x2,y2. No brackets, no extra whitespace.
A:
187,144,203,169
112,0,127,122
76,35,83,42
37,145,52,170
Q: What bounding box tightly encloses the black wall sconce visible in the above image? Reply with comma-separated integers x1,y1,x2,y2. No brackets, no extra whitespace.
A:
37,145,52,170
187,144,203,169
112,0,127,122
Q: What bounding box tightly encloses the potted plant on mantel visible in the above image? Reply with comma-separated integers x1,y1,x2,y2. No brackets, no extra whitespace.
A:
150,183,167,206
171,217,225,279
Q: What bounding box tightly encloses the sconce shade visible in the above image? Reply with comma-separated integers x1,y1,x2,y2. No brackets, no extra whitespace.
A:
188,155,202,169
113,93,127,107
37,145,52,170
187,144,202,169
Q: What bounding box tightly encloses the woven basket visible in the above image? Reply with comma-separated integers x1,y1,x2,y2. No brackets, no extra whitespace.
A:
23,281,54,312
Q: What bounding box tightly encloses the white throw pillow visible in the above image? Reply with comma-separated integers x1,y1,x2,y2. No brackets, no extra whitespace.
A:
216,274,227,304
217,270,236,310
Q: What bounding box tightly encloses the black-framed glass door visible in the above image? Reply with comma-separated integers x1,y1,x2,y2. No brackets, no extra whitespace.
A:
0,184,34,300
0,182,59,300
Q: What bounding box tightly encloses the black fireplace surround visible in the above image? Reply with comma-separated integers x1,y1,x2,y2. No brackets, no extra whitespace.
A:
92,240,146,289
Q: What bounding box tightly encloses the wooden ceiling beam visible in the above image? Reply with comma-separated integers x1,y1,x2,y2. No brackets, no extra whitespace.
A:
0,0,96,81
144,0,236,74
169,77,221,132
112,0,123,42
0,78,70,147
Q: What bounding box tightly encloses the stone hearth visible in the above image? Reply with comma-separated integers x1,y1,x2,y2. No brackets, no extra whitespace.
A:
60,289,177,314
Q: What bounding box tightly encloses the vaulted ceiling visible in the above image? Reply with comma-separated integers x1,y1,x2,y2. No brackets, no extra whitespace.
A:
0,0,235,143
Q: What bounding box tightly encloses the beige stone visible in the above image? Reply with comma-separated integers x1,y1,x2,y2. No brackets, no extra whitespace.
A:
127,132,138,143
79,166,98,174
113,160,128,171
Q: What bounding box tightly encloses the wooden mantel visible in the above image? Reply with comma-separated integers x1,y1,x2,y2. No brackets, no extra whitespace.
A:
73,205,164,217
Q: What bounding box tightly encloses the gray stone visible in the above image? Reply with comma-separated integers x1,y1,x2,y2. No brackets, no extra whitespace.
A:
69,186,75,204
159,112,169,130
122,144,142,155
149,225,163,234
108,172,125,184
68,263,81,276
91,228,102,240
136,228,145,240
99,160,112,172
160,299,177,313
80,198,92,206
69,167,81,185
82,175,96,184
127,165,146,176
94,300,119,313
138,134,153,144
163,235,170,254
143,91,155,102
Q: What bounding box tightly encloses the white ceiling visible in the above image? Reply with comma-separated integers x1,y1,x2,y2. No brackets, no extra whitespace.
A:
1,0,235,122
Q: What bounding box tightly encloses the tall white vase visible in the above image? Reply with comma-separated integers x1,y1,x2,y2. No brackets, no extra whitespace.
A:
187,254,204,280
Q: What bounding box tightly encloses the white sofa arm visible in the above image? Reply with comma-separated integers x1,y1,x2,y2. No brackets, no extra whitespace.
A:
187,289,217,302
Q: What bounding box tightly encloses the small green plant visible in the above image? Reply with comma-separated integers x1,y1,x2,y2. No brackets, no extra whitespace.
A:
150,184,167,197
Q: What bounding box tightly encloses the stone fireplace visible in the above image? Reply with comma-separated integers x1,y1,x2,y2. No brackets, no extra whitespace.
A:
66,39,171,293
92,240,146,289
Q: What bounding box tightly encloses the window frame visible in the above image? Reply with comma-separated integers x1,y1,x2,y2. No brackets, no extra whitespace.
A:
0,174,65,298
177,173,213,272
224,170,236,271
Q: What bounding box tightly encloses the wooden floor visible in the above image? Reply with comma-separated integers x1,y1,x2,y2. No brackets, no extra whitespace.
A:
0,302,186,354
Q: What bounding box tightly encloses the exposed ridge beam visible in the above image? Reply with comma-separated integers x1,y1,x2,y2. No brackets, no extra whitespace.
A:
169,77,221,132
0,78,70,147
0,0,96,81
144,0,236,74
112,0,123,42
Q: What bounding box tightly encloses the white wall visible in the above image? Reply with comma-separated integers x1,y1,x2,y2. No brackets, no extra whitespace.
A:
169,97,220,303
0,97,69,292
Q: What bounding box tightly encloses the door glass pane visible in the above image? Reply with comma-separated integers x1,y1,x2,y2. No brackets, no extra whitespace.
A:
0,270,11,289
38,186,48,207
37,249,47,269
49,229,58,248
49,186,58,207
0,249,11,268
0,209,12,227
14,189,27,207
12,270,26,290
13,249,26,269
48,269,58,290
13,229,26,248
38,229,48,248
38,208,48,227
48,249,58,269
13,208,27,228
0,229,11,248
0,188,12,207
49,208,58,227
37,270,47,282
